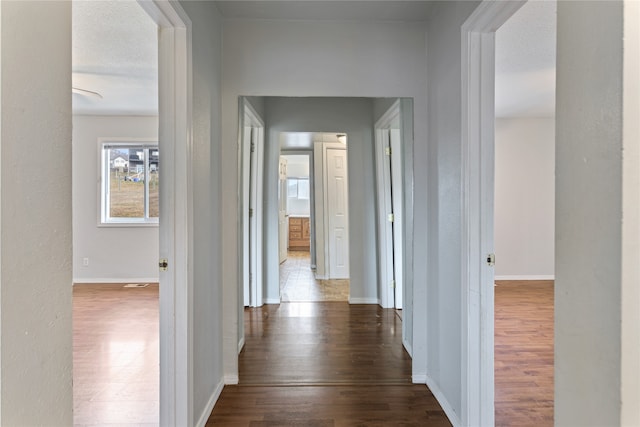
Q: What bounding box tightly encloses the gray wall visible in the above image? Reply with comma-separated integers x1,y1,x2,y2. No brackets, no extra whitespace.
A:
72,115,159,283
494,117,555,279
180,1,225,422
555,2,624,425
263,97,377,303
221,17,428,379
425,0,482,417
1,1,73,424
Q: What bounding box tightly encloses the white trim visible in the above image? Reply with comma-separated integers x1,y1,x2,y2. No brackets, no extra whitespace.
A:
412,374,427,384
494,275,555,281
263,298,281,304
348,297,379,305
426,375,462,427
461,2,524,426
224,374,239,385
237,336,245,354
138,1,193,426
72,277,159,284
194,379,225,427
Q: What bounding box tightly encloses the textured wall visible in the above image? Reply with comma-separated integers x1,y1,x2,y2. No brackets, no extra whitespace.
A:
1,1,73,424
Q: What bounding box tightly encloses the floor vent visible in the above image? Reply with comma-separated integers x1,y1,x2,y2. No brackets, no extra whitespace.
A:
124,283,149,288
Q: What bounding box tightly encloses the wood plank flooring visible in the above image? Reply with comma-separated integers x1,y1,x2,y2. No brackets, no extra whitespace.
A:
71,279,554,426
207,302,450,426
73,283,159,427
494,280,554,426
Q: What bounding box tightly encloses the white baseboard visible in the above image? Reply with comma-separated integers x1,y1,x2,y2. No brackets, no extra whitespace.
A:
412,373,426,384
425,374,462,427
348,297,379,304
238,336,245,354
195,379,225,427
494,275,555,281
264,298,281,304
73,277,159,284
224,374,239,385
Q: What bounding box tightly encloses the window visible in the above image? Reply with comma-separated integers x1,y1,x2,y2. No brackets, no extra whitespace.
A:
101,141,159,225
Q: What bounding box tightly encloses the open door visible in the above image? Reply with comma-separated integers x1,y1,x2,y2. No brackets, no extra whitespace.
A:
375,101,404,309
240,99,265,307
278,157,288,264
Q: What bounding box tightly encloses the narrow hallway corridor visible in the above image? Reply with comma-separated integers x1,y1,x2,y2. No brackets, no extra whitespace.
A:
207,301,451,425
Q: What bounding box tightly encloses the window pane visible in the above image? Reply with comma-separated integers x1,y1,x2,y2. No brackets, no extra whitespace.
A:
109,148,144,218
297,179,309,199
149,150,159,218
287,179,298,197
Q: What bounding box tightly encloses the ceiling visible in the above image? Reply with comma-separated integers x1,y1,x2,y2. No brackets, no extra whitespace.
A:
72,0,556,119
215,1,434,22
495,1,557,118
72,1,158,115
280,132,343,150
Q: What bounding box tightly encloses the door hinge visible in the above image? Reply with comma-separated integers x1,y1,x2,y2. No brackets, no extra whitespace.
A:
388,213,394,223
487,253,495,267
390,279,396,289
249,208,254,217
159,258,168,271
250,142,255,153
385,146,391,156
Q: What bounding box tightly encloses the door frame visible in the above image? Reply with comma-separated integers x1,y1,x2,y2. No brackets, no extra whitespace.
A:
374,100,405,310
137,0,193,425
239,98,265,308
460,1,525,426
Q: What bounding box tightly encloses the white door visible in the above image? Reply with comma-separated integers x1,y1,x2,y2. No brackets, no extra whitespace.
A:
249,128,259,306
326,148,349,279
242,126,251,306
390,129,404,309
278,157,288,264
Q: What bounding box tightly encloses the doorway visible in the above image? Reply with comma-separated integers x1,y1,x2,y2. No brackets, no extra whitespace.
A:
493,1,556,424
71,2,160,425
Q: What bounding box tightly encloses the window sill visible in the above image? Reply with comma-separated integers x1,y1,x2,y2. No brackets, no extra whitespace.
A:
98,220,159,228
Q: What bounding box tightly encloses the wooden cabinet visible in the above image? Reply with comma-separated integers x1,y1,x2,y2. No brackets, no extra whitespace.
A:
289,217,310,251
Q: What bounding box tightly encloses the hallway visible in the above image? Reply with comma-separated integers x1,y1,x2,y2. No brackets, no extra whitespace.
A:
207,302,451,425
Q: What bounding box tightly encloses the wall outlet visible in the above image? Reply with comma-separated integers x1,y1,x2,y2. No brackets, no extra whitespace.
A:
82,257,89,267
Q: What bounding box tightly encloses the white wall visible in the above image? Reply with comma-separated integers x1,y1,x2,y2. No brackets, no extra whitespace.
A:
221,19,427,379
1,1,73,424
555,2,630,424
72,115,159,283
179,1,225,423
494,117,555,279
424,0,482,420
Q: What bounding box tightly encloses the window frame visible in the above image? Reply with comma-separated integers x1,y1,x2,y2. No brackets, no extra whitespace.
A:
98,138,159,227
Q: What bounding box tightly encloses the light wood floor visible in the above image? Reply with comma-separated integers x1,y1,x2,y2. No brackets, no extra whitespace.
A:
73,283,159,427
495,280,554,426
72,279,554,426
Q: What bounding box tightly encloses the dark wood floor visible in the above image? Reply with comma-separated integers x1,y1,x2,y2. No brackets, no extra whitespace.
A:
72,280,554,426
494,280,554,426
207,302,450,426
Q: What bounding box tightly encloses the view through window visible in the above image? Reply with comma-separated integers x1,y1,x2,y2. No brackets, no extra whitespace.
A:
101,142,159,224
